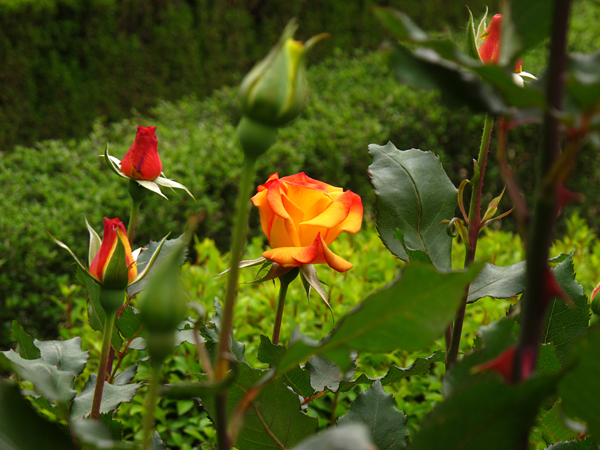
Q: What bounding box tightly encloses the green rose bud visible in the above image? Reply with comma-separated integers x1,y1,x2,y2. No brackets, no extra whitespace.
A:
138,237,188,365
239,20,328,129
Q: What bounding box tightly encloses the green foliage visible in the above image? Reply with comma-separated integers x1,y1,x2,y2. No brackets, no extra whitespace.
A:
0,382,77,450
0,0,498,151
368,144,457,270
338,381,408,450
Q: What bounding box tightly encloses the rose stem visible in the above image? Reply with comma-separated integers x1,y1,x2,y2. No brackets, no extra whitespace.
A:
513,0,572,385
90,310,117,420
127,179,148,247
140,365,161,450
215,154,258,450
446,112,494,368
272,269,299,345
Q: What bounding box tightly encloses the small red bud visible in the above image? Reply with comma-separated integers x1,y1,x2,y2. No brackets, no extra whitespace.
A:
543,266,572,308
557,185,583,215
473,347,516,384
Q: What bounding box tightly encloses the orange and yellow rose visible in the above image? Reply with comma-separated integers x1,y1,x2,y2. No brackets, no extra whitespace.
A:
251,173,363,272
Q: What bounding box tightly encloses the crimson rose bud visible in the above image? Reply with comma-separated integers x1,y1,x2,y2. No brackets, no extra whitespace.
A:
89,218,137,289
120,126,163,181
478,14,522,73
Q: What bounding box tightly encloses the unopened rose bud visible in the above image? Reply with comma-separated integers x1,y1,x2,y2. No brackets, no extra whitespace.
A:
477,14,522,74
239,20,327,129
89,218,137,290
120,126,163,181
138,238,188,364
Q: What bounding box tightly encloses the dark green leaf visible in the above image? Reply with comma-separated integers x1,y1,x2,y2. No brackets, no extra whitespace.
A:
306,354,356,393
0,382,77,450
289,423,375,450
71,374,140,419
471,64,545,108
368,143,458,270
200,299,246,364
114,363,138,386
559,325,600,443
277,263,481,374
567,53,600,112
150,432,169,450
77,267,124,351
338,351,444,392
503,0,554,63
71,419,132,450
546,438,599,449
1,349,77,404
393,229,433,265
257,335,314,398
338,381,408,449
411,375,559,450
127,235,187,297
202,363,317,450
543,255,590,364
532,401,578,446
116,306,142,340
467,261,527,303
34,337,89,376
11,321,40,360
387,44,506,116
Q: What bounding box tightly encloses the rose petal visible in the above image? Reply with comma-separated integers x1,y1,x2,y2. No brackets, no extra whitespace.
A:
301,190,353,229
320,234,353,272
324,192,363,245
251,190,275,239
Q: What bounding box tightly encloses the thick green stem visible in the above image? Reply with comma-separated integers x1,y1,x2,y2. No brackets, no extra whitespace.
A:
446,113,494,367
127,200,142,247
90,311,116,420
127,179,148,246
141,366,161,450
513,0,572,384
216,155,257,375
215,155,257,450
272,280,290,346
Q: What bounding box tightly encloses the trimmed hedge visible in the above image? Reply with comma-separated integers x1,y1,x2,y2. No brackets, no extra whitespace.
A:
0,0,499,151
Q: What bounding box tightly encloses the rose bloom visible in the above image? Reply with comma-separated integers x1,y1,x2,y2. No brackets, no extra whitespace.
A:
120,126,163,181
251,173,363,272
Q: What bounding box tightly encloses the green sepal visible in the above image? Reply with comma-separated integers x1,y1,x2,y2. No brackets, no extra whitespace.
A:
466,7,480,60
128,179,150,204
99,288,125,317
237,116,278,159
482,186,506,223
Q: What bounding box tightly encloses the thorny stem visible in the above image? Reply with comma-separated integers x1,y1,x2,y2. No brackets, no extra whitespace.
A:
90,311,116,420
513,0,573,384
447,113,494,367
215,155,258,450
330,390,341,425
141,366,161,450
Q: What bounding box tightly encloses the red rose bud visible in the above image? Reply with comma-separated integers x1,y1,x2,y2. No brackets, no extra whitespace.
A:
478,14,522,73
89,218,137,289
542,266,573,308
120,126,163,181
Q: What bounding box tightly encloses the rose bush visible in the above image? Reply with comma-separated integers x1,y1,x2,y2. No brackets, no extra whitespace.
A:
89,217,137,288
120,126,163,181
251,172,363,272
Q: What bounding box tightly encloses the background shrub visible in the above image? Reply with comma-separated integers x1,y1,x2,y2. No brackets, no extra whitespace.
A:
0,0,500,151
2,0,599,352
